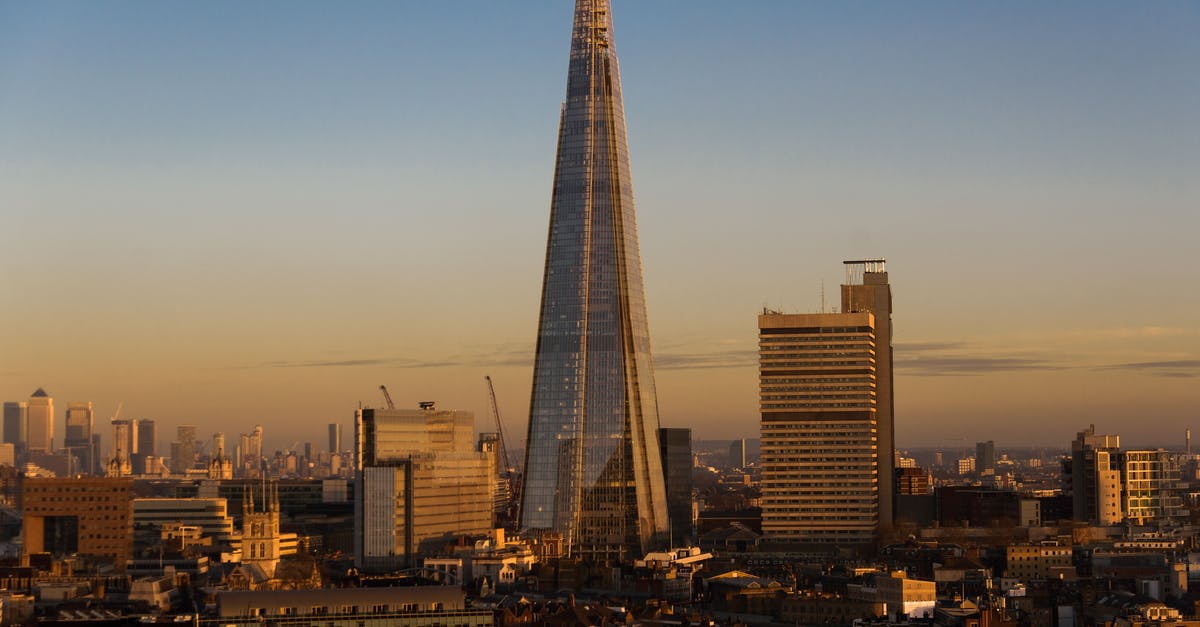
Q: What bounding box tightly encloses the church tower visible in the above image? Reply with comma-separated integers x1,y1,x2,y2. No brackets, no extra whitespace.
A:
241,480,281,578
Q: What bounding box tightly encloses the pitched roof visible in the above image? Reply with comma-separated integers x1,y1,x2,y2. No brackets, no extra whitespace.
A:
31,388,48,398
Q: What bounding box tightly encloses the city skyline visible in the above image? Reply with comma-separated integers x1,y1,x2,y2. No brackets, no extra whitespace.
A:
2,2,1198,448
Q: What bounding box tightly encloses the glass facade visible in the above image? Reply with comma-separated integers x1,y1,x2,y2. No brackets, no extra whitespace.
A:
354,407,492,571
520,0,668,560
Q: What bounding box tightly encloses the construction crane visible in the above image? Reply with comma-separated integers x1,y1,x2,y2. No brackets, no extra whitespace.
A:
111,401,123,422
379,385,395,410
484,376,511,474
485,375,522,529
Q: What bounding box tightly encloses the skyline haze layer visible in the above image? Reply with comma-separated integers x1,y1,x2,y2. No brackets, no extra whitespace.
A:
1,2,1197,449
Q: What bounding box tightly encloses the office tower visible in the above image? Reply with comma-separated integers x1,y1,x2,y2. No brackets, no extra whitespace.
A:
2,402,27,456
976,440,996,474
840,260,894,528
23,477,134,569
108,419,133,477
172,425,197,474
658,428,693,545
64,401,95,476
328,422,342,454
354,403,491,571
759,309,880,545
519,0,669,561
26,388,53,453
134,419,155,474
240,425,264,476
728,438,747,469
1070,425,1122,525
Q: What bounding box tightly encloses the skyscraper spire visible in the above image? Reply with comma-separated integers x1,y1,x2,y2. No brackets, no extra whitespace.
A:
520,0,669,561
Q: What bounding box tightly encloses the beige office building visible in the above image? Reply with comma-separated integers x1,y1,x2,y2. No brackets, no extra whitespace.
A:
355,404,491,571
760,261,896,547
26,389,53,453
759,310,879,545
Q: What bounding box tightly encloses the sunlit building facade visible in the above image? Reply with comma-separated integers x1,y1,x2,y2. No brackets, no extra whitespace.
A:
26,389,53,453
519,0,669,561
759,311,880,545
354,405,491,571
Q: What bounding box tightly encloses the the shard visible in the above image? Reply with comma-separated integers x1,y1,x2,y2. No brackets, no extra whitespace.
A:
519,0,668,561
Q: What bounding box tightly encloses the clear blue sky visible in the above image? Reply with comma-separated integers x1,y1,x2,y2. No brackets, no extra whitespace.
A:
2,1,1198,450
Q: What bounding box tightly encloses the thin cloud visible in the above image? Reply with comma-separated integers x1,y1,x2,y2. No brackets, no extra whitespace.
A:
1096,359,1200,378
896,355,1063,377
895,341,968,353
655,349,757,370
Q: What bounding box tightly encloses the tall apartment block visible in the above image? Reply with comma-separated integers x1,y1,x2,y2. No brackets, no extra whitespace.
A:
1070,425,1122,525
26,388,53,453
759,259,894,545
354,403,491,572
1121,449,1184,524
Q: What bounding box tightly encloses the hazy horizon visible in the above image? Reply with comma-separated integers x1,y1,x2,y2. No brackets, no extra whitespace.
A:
2,2,1197,450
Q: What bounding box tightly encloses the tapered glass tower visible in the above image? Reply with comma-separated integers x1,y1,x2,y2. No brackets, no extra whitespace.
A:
520,0,668,561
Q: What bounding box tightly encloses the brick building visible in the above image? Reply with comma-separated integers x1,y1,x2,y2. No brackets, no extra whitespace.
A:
22,477,133,569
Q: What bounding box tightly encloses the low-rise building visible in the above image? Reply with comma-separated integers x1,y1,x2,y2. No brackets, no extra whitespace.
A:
1005,542,1074,581
210,586,491,626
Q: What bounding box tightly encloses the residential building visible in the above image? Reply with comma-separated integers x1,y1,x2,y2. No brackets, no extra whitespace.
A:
1121,449,1184,525
1005,543,1074,580
1071,426,1122,524
517,0,669,561
210,586,491,626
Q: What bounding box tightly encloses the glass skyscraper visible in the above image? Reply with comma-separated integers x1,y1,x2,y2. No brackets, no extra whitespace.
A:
519,0,668,561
